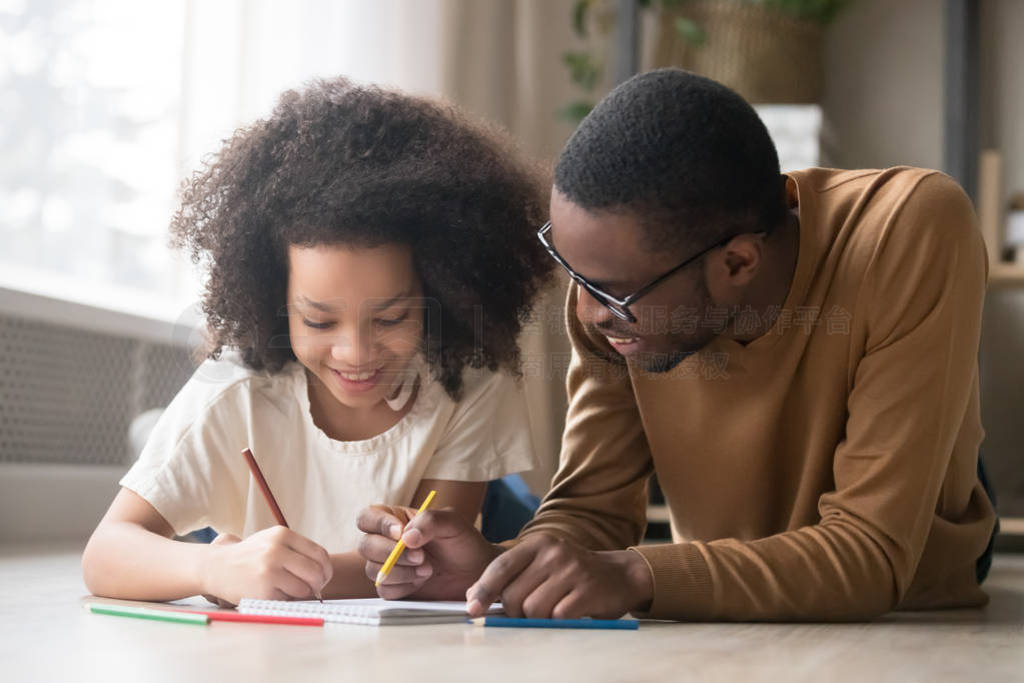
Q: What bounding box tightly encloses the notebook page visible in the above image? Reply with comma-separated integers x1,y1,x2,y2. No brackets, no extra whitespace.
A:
236,598,502,625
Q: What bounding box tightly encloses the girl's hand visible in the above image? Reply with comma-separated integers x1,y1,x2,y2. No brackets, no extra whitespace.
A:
200,533,241,607
199,526,332,607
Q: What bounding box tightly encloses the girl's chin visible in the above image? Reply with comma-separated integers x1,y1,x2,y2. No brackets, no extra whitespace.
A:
324,384,386,411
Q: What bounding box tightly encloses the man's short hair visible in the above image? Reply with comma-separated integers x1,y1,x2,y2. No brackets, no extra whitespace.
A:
554,68,786,254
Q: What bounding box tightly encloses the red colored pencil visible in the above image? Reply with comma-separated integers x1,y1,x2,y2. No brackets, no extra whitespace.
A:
240,447,324,603
172,609,323,626
241,447,288,527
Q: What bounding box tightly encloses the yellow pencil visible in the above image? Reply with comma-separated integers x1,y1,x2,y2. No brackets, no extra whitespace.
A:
375,490,437,587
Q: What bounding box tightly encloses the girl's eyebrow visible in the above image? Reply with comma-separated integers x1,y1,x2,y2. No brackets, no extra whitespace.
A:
371,289,413,311
296,295,337,312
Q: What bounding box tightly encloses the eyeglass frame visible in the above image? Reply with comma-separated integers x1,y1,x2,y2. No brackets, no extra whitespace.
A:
536,220,764,323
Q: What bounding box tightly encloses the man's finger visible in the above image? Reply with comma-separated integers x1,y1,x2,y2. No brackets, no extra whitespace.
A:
399,508,471,549
494,564,549,618
376,579,427,601
356,505,410,540
550,589,588,620
358,533,425,565
518,574,574,619
368,561,433,586
465,544,538,617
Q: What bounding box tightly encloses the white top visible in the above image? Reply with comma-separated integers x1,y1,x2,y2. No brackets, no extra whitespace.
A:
120,351,536,553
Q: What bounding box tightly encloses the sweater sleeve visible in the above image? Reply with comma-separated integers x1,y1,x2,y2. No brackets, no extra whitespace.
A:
516,284,654,551
631,172,992,620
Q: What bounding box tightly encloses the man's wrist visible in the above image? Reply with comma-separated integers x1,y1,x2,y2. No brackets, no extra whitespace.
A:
622,548,654,613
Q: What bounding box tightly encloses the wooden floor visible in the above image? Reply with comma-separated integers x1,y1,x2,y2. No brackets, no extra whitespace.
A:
1,543,1022,683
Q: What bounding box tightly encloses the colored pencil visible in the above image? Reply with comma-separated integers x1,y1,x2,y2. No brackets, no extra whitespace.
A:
172,609,323,626
471,616,639,630
374,489,437,587
86,603,209,625
241,447,324,603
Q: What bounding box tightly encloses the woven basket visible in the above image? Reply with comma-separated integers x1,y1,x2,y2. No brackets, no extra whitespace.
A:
653,0,824,103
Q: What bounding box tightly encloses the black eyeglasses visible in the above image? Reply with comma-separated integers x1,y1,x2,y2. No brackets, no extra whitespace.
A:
537,221,759,323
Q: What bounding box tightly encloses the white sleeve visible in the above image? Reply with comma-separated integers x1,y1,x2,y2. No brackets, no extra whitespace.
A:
421,369,537,482
119,364,252,537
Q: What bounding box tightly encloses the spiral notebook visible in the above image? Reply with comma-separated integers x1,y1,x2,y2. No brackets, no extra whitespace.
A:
236,598,503,626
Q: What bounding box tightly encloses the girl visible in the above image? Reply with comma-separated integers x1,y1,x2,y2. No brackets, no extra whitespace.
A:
82,78,553,605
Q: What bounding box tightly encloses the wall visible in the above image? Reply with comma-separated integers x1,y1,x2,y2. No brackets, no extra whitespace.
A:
980,0,1024,210
978,0,1024,517
824,0,1024,515
822,0,944,170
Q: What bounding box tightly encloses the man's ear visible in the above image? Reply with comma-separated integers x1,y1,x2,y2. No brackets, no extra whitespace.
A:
716,234,764,286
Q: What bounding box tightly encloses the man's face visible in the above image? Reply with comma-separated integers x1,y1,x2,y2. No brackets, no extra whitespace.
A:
548,190,720,372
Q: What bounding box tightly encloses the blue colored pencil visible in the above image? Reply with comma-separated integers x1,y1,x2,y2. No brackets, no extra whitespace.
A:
471,616,639,630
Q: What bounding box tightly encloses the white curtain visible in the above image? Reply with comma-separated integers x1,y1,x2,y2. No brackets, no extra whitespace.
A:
438,0,620,495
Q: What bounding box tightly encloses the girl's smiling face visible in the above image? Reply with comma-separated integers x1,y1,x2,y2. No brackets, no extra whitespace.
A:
286,242,424,411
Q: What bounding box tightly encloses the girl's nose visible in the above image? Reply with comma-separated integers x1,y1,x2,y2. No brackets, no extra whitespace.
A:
330,326,373,366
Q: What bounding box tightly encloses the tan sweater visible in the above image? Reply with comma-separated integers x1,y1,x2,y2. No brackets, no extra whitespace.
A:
519,167,996,621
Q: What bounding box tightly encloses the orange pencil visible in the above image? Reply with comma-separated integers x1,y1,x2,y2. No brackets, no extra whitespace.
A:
241,447,324,603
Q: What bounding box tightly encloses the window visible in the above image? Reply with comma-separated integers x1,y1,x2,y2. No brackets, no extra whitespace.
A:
1,0,443,322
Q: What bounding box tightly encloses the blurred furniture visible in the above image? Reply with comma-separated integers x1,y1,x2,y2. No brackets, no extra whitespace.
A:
0,285,196,543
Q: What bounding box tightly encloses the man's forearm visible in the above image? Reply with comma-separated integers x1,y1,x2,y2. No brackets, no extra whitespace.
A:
324,551,382,599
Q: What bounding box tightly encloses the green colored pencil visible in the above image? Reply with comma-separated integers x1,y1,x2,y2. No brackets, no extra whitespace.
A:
86,602,209,625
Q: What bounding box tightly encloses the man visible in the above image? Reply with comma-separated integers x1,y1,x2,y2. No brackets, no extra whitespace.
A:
357,69,997,620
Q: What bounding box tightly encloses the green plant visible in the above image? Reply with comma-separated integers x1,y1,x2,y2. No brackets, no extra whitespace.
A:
560,0,850,122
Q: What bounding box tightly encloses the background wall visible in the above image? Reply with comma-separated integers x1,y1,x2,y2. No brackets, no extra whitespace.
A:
822,0,944,170
3,0,1020,541
980,0,1024,209
823,0,1024,516
978,0,1024,517
439,0,1024,507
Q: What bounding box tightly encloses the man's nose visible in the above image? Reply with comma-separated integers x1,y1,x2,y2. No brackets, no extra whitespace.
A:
575,286,616,329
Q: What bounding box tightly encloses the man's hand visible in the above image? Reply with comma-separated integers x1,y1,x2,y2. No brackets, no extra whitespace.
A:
199,526,332,607
357,504,501,600
465,534,654,619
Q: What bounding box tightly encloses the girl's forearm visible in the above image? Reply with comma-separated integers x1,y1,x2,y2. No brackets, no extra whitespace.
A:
84,524,378,602
82,521,210,601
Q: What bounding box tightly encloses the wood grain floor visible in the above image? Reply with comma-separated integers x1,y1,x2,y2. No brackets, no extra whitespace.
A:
1,543,1021,683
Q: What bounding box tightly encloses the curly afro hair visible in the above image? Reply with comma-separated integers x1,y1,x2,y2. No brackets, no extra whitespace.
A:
171,77,554,399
